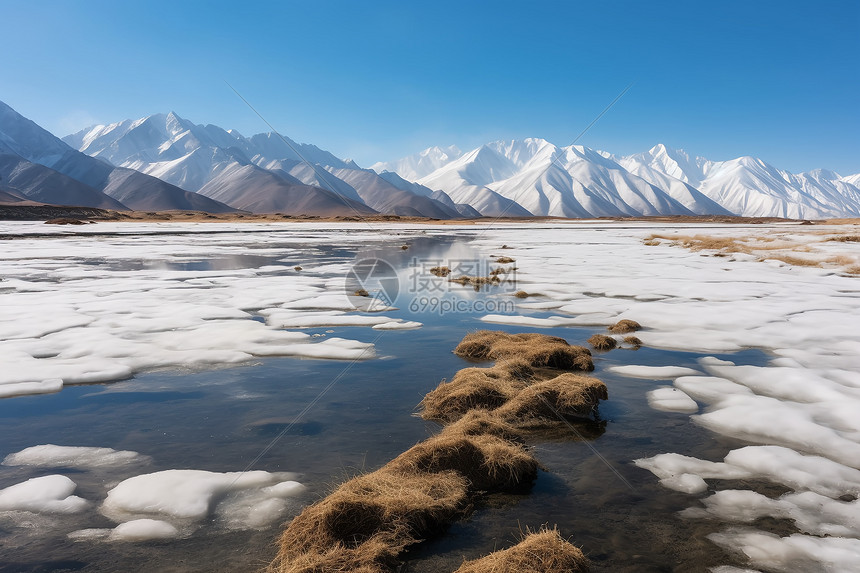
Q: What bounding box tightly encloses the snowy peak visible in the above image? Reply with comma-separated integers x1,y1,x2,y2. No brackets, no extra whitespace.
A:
626,143,709,186
371,144,462,180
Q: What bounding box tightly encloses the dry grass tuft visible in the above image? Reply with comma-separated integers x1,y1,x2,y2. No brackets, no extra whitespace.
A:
826,235,860,242
442,410,525,443
846,265,860,275
430,266,451,277
452,527,589,573
294,266,303,271
419,360,534,423
622,336,643,348
273,469,468,573
512,290,530,299
759,254,822,267
587,334,617,351
495,256,516,264
354,289,370,297
496,374,608,425
401,245,409,250
454,331,593,371
419,367,526,423
607,319,641,334
387,431,538,493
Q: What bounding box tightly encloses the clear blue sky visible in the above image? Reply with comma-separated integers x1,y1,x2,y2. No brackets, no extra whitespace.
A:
3,0,858,174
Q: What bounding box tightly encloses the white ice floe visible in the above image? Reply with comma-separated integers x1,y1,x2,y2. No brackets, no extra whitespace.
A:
606,365,702,379
0,378,63,399
102,469,304,526
264,309,411,329
110,519,180,541
3,445,150,469
708,529,860,573
646,387,699,413
684,490,860,537
635,445,860,499
69,519,181,542
0,475,89,514
372,320,423,330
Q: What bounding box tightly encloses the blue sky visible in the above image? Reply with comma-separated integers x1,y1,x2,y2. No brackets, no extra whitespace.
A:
3,0,858,173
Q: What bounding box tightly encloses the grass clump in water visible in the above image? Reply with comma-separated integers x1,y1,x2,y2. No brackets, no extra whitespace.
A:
454,330,594,371
587,334,617,351
452,527,590,573
608,319,641,334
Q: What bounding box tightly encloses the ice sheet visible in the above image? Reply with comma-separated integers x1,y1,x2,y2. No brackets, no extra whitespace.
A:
3,445,151,468
0,475,89,514
0,225,402,398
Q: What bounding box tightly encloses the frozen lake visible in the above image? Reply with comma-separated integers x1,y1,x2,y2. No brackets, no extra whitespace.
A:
1,221,858,572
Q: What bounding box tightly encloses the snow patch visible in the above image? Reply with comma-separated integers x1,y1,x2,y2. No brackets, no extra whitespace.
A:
0,475,89,514
3,445,150,469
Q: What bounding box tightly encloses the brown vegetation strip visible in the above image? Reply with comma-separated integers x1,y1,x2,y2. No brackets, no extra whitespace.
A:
271,330,600,572
452,527,589,573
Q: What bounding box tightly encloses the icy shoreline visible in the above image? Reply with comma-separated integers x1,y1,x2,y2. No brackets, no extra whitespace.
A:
1,220,859,571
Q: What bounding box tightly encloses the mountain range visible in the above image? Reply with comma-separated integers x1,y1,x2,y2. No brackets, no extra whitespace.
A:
1,99,858,219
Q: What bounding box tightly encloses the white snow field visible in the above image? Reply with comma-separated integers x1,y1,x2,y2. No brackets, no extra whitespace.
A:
0,221,444,399
464,220,860,573
1,219,859,569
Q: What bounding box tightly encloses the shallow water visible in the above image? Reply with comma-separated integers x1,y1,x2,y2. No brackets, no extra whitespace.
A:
0,227,774,572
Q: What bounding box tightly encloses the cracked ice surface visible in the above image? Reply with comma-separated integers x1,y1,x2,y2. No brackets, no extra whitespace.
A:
0,222,434,398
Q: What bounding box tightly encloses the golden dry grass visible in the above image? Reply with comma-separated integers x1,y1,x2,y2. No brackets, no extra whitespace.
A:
386,430,538,493
645,230,859,275
512,290,530,299
452,527,589,573
608,319,641,334
587,334,617,351
622,336,643,348
419,360,535,423
496,374,608,426
495,256,516,264
272,470,468,573
454,331,593,371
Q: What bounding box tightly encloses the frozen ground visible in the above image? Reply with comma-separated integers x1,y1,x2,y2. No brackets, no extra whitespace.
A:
466,220,860,573
1,219,859,571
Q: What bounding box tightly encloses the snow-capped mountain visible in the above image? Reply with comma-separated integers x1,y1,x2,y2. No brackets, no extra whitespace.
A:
371,145,462,181
65,112,460,217
622,144,860,218
0,101,235,212
6,96,858,219
415,138,706,218
384,139,860,219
